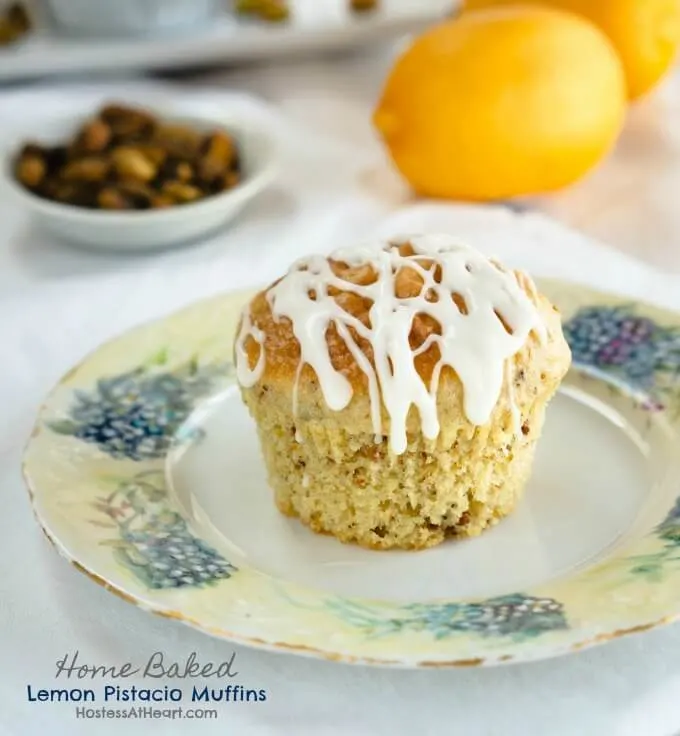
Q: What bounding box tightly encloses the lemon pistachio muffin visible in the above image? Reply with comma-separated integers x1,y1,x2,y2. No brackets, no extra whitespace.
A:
235,235,571,550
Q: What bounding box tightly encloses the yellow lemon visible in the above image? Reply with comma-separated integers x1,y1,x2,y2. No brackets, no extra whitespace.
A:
372,7,626,201
464,0,680,99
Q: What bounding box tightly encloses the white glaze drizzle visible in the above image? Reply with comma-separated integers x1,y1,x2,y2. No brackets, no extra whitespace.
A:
235,235,545,455
515,269,547,345
235,307,265,387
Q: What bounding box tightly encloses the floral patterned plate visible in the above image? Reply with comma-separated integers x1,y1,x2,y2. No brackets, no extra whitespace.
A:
22,281,680,667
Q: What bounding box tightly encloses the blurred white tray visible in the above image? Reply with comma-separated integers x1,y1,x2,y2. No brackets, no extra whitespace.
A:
0,0,451,80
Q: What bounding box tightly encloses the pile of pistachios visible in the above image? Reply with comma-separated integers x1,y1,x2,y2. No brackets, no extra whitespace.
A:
233,0,378,22
13,104,241,211
349,0,378,12
234,0,290,22
0,2,30,46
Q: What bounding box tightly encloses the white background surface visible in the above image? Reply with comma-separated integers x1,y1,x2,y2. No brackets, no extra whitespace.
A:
3,46,680,736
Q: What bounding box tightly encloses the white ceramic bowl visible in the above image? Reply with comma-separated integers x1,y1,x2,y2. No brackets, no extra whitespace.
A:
3,111,279,253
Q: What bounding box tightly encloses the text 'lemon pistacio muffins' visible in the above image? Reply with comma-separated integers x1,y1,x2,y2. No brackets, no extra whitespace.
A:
235,235,571,550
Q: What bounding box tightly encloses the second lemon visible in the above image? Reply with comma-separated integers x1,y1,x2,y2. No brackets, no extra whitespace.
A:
464,0,680,100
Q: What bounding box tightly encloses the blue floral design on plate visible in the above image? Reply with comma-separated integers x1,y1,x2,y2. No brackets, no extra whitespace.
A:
564,305,680,410
626,510,680,581
49,358,229,461
657,497,680,544
326,594,567,640
93,470,236,589
627,495,680,581
563,305,680,581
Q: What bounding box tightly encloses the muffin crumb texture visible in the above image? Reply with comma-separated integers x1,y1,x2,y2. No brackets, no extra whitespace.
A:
247,394,547,550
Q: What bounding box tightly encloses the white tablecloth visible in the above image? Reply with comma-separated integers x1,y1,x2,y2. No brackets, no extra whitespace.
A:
3,59,680,736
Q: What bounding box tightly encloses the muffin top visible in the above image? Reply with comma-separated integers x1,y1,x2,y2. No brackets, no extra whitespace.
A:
235,234,561,453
